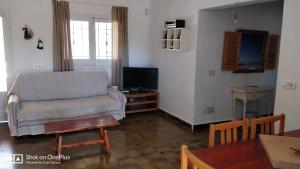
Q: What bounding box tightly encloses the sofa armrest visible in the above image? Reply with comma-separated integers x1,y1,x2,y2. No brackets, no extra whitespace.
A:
6,94,19,136
108,88,127,104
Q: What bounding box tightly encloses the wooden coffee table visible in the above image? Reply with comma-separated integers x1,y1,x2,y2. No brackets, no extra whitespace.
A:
44,115,120,159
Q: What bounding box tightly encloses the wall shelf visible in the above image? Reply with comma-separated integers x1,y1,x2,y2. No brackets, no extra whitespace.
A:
161,28,188,51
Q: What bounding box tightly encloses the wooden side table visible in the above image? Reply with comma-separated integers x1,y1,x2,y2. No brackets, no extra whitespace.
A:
231,86,274,120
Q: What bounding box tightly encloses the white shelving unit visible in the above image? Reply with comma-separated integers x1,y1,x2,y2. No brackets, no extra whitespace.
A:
161,28,188,51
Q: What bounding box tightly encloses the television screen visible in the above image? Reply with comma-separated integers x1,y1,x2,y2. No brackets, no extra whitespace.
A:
239,31,267,71
123,67,158,90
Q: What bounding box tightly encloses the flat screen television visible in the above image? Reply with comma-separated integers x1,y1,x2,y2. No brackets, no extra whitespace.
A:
236,30,268,73
123,67,158,91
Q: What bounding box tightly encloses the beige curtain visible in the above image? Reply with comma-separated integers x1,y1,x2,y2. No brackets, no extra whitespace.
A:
52,0,73,72
112,7,128,88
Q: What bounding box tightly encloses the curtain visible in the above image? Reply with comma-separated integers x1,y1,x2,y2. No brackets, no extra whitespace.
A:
52,0,73,72
112,7,128,88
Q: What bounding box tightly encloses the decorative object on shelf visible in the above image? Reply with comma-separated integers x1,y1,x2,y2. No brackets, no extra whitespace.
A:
164,31,167,39
177,31,181,39
165,20,185,29
22,25,33,40
37,39,44,50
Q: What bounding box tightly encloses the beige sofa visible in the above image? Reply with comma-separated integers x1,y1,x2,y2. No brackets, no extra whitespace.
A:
6,71,126,136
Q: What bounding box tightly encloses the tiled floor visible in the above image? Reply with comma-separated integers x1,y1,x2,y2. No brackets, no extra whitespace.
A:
0,112,209,169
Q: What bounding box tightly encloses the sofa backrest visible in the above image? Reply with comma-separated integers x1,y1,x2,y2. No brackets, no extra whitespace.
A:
10,71,109,101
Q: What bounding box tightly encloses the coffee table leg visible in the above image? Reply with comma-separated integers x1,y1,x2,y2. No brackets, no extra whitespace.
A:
56,134,63,160
100,127,104,138
100,129,111,154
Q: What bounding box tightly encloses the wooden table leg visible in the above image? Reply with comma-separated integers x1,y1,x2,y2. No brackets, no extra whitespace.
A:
100,127,104,138
100,129,111,154
56,134,63,160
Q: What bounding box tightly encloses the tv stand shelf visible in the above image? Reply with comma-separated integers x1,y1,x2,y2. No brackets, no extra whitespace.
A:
125,91,159,114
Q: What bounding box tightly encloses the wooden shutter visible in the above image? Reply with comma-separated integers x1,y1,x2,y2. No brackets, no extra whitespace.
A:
222,32,241,71
264,35,280,70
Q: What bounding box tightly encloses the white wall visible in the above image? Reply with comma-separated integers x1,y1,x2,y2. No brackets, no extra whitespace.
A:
0,0,53,83
0,0,53,121
0,0,150,120
194,2,283,125
148,0,278,125
274,0,300,131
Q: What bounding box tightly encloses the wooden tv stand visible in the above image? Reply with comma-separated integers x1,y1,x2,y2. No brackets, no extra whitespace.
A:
125,91,159,114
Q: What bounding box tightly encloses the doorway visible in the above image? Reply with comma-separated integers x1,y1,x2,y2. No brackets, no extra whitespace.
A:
194,0,284,125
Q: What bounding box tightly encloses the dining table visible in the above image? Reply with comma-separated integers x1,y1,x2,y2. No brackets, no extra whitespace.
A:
186,129,300,169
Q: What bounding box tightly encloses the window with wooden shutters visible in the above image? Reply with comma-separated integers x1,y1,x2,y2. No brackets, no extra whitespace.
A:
264,35,279,70
222,32,241,71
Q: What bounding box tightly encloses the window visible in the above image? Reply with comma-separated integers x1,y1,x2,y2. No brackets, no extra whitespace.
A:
70,17,112,68
0,15,7,92
70,20,89,59
95,21,112,59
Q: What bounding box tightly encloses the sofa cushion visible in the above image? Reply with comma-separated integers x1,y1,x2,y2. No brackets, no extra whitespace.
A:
10,71,109,101
17,95,121,122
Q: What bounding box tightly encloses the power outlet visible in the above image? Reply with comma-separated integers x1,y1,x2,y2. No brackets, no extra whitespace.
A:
207,106,215,114
283,81,297,90
209,69,216,76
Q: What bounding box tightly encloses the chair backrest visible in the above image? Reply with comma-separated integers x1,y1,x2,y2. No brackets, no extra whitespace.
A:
208,119,248,148
181,145,214,169
250,114,285,139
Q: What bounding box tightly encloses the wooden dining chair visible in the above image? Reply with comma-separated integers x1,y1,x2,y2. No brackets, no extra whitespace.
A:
208,119,249,148
181,145,214,169
250,114,285,139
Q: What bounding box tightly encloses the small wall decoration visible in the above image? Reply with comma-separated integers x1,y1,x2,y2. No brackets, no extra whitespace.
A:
37,39,44,50
22,25,33,40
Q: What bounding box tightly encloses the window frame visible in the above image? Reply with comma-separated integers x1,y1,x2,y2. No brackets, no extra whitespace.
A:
70,16,93,66
0,11,10,92
94,18,112,61
70,15,112,67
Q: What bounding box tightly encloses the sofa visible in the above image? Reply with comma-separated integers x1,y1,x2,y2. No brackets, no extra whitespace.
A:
6,71,126,136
